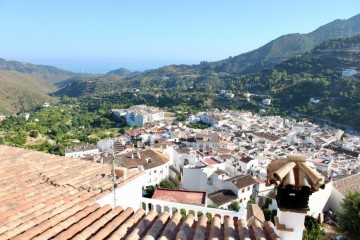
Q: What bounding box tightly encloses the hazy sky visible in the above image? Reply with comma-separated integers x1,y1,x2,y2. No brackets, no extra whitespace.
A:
0,0,359,72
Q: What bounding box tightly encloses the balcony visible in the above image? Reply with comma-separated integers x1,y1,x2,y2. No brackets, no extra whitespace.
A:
140,197,246,224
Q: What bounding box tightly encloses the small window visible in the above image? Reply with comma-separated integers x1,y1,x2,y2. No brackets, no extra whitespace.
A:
247,186,250,191
241,189,245,193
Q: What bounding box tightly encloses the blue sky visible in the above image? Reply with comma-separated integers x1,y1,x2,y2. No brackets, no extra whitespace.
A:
0,0,359,72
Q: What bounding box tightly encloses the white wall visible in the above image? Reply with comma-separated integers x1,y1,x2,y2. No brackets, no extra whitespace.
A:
308,181,332,217
65,149,99,158
144,163,170,187
275,210,306,240
182,167,203,191
328,187,344,213
95,173,146,211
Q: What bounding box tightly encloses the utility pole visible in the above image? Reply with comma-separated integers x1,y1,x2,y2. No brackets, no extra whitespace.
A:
106,141,117,208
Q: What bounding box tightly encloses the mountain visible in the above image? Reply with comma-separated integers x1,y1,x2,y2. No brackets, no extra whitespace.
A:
208,13,360,74
265,34,360,128
106,68,132,76
0,58,73,84
0,71,57,114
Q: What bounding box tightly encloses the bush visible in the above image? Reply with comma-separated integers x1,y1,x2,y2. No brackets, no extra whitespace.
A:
159,179,176,189
338,192,360,238
29,130,39,138
303,216,324,240
228,201,240,212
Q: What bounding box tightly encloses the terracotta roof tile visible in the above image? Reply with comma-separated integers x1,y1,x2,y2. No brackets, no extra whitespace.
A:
93,207,134,239
0,145,282,240
32,204,101,240
52,204,112,240
158,212,182,240
72,206,123,240
107,208,145,240
175,214,195,240
126,210,158,239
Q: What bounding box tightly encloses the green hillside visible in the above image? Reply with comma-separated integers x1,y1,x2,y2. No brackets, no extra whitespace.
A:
0,71,57,114
0,58,73,84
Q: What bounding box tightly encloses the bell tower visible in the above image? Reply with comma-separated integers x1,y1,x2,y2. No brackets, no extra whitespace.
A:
267,155,325,240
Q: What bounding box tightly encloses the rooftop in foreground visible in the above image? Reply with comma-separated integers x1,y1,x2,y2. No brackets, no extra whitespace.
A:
0,145,281,239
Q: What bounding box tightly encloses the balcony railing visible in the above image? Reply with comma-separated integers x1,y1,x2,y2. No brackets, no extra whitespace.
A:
140,197,246,224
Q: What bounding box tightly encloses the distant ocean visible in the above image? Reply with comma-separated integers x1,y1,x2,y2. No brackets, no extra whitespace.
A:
30,58,200,74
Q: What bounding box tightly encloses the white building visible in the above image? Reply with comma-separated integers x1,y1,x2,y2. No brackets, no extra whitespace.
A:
227,155,258,175
342,69,358,77
125,105,165,127
328,174,360,213
262,99,271,105
19,112,30,121
224,93,235,99
65,144,100,158
114,149,171,187
199,113,227,126
309,98,320,104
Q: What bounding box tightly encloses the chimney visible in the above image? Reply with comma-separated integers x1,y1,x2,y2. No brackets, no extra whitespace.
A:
137,151,141,159
131,153,134,159
115,167,128,180
267,155,325,240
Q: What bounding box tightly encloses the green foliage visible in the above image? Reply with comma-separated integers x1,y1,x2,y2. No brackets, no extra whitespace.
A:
303,216,324,240
29,130,38,138
228,201,240,212
207,204,219,209
248,199,256,205
338,192,360,238
0,102,119,155
143,186,156,198
159,179,176,189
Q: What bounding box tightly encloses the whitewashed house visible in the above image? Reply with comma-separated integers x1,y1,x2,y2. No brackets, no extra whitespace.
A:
65,144,100,158
125,105,165,127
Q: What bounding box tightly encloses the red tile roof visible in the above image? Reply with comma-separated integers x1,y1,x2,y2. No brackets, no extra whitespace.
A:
152,188,206,205
0,145,280,240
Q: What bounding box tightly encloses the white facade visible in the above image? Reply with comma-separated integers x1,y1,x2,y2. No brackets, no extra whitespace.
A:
308,181,332,217
199,114,227,127
342,69,358,77
275,210,306,240
125,105,165,127
262,99,271,105
96,172,146,211
65,148,99,158
328,187,345,213
144,162,170,187
309,98,320,104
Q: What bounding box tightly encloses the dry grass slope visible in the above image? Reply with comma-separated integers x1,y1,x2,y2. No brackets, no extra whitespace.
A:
0,70,57,114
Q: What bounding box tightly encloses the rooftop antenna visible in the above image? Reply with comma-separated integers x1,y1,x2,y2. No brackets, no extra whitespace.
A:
105,141,117,208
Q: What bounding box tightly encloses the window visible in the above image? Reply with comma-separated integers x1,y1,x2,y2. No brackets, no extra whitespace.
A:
241,189,245,193
247,186,250,191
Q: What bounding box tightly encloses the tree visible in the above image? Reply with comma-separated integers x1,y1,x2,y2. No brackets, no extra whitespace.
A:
338,192,360,238
143,186,156,198
303,216,324,240
159,179,176,189
228,201,240,212
29,130,38,138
